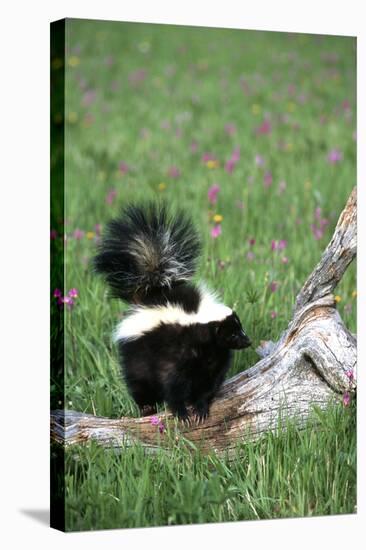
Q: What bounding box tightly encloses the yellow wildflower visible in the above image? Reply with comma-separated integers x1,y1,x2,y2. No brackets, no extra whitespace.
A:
158,182,167,191
67,112,78,124
86,232,95,240
213,214,223,223
68,56,80,68
206,160,219,169
352,291,357,298
251,104,261,115
334,295,342,303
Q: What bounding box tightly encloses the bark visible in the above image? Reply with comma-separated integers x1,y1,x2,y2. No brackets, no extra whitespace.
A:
51,188,357,456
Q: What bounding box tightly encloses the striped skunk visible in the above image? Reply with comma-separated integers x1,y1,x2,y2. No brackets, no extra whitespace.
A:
94,203,251,424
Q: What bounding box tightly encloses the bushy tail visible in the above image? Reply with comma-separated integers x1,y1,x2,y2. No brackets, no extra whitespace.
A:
93,202,201,303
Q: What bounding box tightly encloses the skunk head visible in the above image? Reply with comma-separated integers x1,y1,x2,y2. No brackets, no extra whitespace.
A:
215,312,251,350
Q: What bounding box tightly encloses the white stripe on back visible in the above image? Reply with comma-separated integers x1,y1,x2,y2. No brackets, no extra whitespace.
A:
114,285,232,342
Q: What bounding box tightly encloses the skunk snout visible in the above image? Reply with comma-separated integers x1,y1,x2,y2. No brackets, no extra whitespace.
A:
236,330,251,349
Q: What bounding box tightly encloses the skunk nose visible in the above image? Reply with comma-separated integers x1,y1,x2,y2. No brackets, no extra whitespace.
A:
239,330,251,348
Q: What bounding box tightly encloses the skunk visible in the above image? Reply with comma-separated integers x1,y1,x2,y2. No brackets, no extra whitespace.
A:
94,203,251,423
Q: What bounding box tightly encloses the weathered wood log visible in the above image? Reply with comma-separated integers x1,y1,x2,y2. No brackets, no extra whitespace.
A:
51,188,357,456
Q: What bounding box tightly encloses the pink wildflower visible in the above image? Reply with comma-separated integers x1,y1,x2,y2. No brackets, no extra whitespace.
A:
343,392,351,407
345,369,354,382
119,161,129,174
202,152,217,163
211,225,222,239
225,147,240,174
225,159,235,173
278,239,287,250
208,184,220,205
53,288,62,298
225,123,237,136
128,68,147,86
62,296,74,308
327,148,343,164
150,416,160,426
255,119,271,135
150,415,165,433
264,172,273,188
81,89,97,107
73,229,85,240
281,256,289,264
106,189,117,205
68,288,79,298
249,238,256,246
167,165,181,179
269,281,278,293
270,311,278,319
271,240,287,251
190,141,198,153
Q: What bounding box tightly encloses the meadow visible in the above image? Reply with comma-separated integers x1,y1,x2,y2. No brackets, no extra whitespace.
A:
51,19,356,531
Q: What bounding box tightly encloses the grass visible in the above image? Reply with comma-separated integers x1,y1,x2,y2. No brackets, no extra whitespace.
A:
52,19,356,531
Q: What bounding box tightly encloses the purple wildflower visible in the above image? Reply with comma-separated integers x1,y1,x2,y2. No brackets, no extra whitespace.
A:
190,141,198,153
249,238,256,246
208,184,220,205
53,288,62,298
270,311,278,319
246,251,255,261
50,229,58,240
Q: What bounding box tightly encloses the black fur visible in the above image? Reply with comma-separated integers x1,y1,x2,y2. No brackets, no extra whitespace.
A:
118,312,251,422
93,202,201,304
93,202,251,422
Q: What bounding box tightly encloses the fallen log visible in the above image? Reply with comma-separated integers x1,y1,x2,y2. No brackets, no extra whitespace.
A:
51,187,357,455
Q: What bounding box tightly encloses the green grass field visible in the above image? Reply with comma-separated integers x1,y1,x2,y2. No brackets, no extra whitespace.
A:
52,19,356,531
